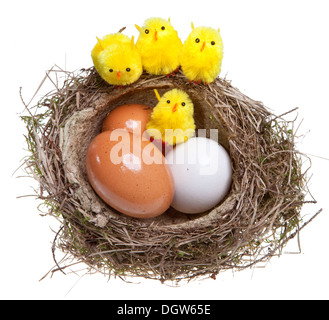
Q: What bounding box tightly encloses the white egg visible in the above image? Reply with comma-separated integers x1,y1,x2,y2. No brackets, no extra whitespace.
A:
166,137,232,214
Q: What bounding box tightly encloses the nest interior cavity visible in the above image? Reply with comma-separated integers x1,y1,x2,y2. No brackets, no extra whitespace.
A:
21,66,318,283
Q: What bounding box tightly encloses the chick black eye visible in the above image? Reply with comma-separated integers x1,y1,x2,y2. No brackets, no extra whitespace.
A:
109,69,113,72
126,68,131,72
195,38,200,43
161,26,165,30
145,29,149,34
181,102,186,106
211,41,216,45
167,100,170,104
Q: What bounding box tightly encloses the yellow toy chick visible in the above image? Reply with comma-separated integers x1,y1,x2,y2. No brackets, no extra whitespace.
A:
180,23,223,84
91,33,143,86
135,17,183,75
146,89,196,146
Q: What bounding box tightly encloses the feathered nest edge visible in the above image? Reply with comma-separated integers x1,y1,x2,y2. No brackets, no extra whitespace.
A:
20,66,321,283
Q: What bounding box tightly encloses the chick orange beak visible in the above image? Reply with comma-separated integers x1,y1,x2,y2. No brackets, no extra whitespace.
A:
200,41,206,52
154,30,158,41
172,103,178,113
117,71,121,79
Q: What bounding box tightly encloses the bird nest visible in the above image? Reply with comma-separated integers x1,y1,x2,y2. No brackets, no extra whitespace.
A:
21,66,319,283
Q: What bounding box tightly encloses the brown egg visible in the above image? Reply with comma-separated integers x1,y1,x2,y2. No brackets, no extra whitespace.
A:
102,104,152,136
86,130,174,219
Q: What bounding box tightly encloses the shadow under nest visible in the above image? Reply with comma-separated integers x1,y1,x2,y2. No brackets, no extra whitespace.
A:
22,66,318,283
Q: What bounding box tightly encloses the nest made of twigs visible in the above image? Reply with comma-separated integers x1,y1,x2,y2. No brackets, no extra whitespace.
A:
21,66,319,283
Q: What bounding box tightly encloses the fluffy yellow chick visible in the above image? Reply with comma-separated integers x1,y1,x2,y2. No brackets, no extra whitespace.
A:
91,33,143,86
180,23,223,84
146,89,196,146
135,17,183,75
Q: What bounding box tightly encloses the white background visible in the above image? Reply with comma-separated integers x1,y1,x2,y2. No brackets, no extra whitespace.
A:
1,0,329,300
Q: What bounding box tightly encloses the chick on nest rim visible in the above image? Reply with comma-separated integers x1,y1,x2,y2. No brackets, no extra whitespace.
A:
146,89,196,150
180,22,224,85
91,33,143,87
135,17,183,76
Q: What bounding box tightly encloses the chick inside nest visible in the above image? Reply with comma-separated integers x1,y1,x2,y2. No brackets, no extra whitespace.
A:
21,66,320,283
